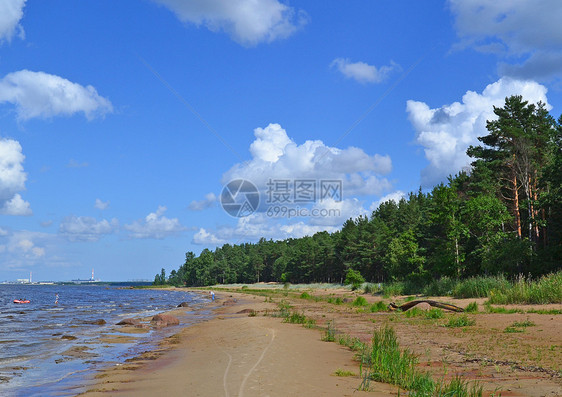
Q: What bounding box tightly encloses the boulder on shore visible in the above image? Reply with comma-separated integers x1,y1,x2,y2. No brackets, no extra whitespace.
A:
177,302,189,307
116,318,141,326
151,314,179,327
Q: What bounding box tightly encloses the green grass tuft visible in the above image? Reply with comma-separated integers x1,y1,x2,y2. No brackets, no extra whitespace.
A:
465,301,479,313
334,369,356,377
352,296,369,306
445,314,475,328
370,301,387,312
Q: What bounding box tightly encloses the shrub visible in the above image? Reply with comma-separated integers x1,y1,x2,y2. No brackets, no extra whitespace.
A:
353,296,369,306
345,269,366,291
300,292,311,299
370,301,387,312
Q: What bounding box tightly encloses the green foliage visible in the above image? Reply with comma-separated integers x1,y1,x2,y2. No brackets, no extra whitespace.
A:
345,269,365,291
488,272,562,304
322,320,336,342
327,296,343,305
511,318,535,327
465,302,479,313
283,311,306,324
299,292,311,299
158,96,561,292
358,326,482,396
405,307,423,318
424,308,444,319
370,301,387,312
352,296,368,306
453,275,510,298
445,315,475,328
334,369,356,377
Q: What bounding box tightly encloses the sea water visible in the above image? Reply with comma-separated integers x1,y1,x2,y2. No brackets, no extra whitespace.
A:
0,284,209,396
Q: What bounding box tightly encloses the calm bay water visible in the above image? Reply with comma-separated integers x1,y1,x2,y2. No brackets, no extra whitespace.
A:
0,284,208,396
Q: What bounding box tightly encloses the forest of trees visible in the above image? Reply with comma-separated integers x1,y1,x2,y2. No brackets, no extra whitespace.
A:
155,96,562,287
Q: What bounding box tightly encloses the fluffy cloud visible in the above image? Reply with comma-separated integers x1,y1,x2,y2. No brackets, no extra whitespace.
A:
224,123,392,198
94,198,109,210
192,213,341,246
0,70,113,121
0,138,30,215
0,231,46,261
188,192,217,211
152,0,307,46
0,0,25,44
59,216,118,242
124,206,185,239
1,193,31,216
407,78,549,186
192,228,228,245
331,58,400,84
449,0,562,80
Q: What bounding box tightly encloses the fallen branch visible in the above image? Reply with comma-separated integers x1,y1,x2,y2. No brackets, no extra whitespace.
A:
388,300,464,312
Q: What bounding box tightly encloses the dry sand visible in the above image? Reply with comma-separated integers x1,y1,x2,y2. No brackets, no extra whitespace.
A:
79,289,562,397
79,292,392,396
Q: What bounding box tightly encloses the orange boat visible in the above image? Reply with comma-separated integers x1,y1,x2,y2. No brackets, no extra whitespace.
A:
13,299,30,304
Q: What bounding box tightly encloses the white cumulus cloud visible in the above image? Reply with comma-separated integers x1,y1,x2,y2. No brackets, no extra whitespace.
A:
0,138,30,215
1,193,31,215
224,123,392,198
124,206,185,239
331,58,400,84
407,78,550,187
449,0,562,81
152,0,307,46
0,0,26,44
0,70,113,121
59,216,118,242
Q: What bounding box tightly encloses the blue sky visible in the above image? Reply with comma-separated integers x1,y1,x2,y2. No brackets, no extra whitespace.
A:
0,0,561,281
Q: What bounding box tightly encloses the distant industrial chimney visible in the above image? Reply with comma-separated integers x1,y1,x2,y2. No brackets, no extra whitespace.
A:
91,268,94,281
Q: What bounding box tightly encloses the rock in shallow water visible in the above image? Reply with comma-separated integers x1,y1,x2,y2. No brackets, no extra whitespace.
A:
151,314,179,327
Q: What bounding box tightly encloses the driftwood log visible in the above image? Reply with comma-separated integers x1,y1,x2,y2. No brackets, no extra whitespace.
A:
388,300,464,312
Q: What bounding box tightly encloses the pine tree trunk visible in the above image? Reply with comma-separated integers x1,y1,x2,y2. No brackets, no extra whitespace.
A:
513,172,522,238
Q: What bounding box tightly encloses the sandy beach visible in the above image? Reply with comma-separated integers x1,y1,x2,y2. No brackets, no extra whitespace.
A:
79,291,390,397
79,288,562,397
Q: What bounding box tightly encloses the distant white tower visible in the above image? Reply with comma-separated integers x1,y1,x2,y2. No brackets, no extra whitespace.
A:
91,268,94,281
29,271,32,283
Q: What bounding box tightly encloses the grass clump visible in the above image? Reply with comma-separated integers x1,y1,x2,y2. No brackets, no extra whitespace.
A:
352,296,369,306
327,297,343,305
322,320,336,342
300,291,311,299
465,301,479,313
370,301,387,313
404,307,423,318
334,369,356,377
512,318,535,327
358,326,482,396
424,308,444,319
283,311,306,324
488,272,562,304
445,314,475,328
453,275,510,298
